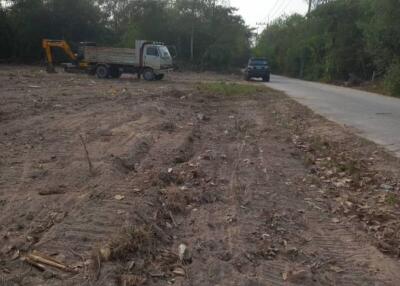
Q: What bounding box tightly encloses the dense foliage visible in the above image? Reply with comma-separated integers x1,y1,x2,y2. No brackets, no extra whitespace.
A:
0,0,251,69
254,0,400,96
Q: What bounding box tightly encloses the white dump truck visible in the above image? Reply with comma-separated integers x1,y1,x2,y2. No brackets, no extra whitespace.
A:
43,39,173,80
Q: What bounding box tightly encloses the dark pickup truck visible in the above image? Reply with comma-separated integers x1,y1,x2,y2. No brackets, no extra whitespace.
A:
244,58,270,82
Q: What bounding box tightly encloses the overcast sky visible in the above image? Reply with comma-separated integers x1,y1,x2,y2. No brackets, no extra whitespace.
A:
230,0,308,28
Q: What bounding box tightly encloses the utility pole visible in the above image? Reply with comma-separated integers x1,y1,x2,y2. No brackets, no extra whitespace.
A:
256,22,268,40
190,25,194,61
190,0,195,62
301,0,313,78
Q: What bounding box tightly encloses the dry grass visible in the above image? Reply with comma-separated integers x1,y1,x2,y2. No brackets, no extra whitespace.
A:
109,225,155,260
164,185,190,213
196,82,267,96
118,274,147,286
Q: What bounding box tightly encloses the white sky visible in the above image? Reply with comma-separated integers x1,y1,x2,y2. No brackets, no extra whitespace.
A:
229,0,308,28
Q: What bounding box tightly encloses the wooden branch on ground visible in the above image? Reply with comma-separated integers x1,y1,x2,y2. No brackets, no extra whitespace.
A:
23,250,77,273
79,134,93,175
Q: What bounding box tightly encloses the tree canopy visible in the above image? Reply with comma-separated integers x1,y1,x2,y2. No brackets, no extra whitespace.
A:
0,0,251,69
255,0,400,96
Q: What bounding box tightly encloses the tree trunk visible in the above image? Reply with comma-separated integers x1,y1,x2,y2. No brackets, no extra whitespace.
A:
190,25,194,61
299,56,305,78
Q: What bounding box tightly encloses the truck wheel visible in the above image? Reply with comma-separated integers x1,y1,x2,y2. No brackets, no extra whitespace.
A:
143,68,155,81
96,65,109,79
155,74,164,80
263,75,270,82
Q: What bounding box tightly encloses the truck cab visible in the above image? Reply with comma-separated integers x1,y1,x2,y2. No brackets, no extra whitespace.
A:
143,44,172,71
136,41,173,80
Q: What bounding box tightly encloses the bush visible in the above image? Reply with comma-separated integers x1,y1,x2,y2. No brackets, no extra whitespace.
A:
384,60,400,97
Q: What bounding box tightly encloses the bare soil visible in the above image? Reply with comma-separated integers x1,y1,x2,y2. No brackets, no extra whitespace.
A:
1,65,400,286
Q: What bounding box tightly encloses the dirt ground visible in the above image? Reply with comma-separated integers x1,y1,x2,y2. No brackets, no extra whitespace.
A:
1,65,400,286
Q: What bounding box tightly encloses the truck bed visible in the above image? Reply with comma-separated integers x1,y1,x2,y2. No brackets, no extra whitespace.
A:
84,46,139,66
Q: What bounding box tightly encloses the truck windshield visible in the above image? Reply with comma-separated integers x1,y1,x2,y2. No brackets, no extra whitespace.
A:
250,60,268,66
158,46,171,58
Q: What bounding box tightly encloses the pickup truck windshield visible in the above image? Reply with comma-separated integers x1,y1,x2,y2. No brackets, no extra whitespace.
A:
250,60,268,66
158,46,171,58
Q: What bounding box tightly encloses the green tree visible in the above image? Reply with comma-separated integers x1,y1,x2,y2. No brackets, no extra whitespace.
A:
0,6,13,59
362,0,400,74
256,0,372,81
0,0,251,68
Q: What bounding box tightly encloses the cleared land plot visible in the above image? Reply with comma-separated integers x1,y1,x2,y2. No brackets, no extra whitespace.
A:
1,66,400,285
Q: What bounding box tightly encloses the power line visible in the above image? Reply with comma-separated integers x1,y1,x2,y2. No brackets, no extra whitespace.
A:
270,0,290,19
270,0,291,21
268,0,281,20
280,0,293,16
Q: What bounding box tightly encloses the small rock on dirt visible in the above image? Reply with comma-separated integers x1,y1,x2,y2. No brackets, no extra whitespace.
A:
114,195,125,200
100,246,111,261
172,267,186,276
178,243,192,264
196,113,209,121
283,267,311,282
380,184,394,191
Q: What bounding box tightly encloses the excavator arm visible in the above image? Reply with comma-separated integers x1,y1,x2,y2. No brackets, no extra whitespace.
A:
42,39,77,73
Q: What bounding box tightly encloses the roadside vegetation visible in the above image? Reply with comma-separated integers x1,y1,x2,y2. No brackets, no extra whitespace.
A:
0,0,251,70
196,82,265,96
254,0,400,97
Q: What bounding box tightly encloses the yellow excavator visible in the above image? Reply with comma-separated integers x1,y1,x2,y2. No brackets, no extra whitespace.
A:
42,39,89,73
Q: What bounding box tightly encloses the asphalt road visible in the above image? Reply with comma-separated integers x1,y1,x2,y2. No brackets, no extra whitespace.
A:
265,75,400,156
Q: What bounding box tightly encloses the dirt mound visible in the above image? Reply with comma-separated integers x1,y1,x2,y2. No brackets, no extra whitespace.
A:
113,136,154,173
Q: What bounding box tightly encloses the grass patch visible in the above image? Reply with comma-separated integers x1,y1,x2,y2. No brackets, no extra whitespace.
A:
196,82,267,96
386,193,398,206
384,60,400,97
118,275,147,286
357,82,387,95
109,225,155,259
164,185,191,213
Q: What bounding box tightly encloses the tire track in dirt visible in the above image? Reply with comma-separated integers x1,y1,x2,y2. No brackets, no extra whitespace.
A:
255,100,400,286
0,79,196,284
32,124,197,257
169,96,400,286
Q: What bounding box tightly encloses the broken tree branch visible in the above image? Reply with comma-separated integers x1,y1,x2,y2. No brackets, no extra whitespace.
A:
79,134,93,175
24,250,77,273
